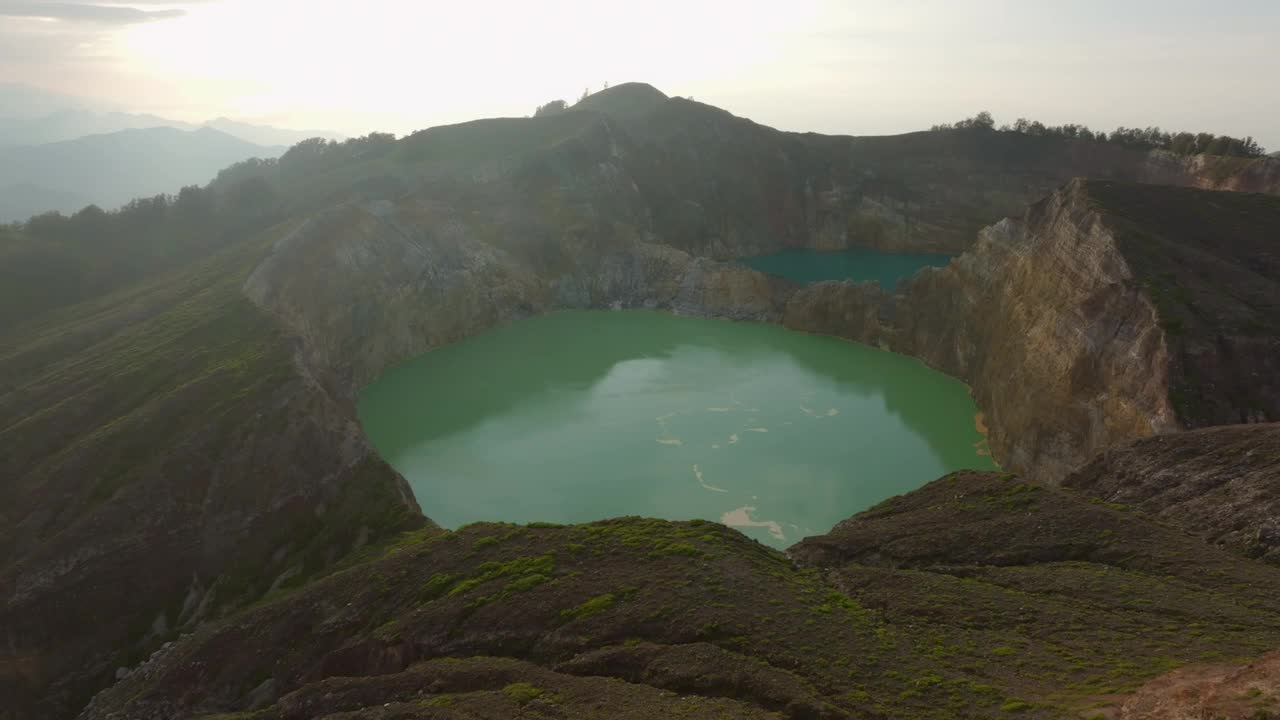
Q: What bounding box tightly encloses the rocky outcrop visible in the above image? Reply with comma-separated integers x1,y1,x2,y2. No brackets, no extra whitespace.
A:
243,203,551,404
1142,148,1280,195
781,183,1174,482
1087,183,1280,428
892,181,1182,482
1064,423,1280,565
781,180,1280,483
782,280,891,343
1120,650,1280,720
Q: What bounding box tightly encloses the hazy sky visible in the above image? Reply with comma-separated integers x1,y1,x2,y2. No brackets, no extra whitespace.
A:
1,0,1278,149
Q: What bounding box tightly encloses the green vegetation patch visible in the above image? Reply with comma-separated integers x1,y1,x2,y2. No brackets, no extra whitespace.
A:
561,593,617,622
502,682,546,706
418,551,563,612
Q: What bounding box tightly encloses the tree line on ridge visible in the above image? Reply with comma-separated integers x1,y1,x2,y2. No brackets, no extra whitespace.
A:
933,111,1267,158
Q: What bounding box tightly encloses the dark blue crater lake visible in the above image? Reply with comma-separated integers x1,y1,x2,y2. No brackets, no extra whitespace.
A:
742,248,953,287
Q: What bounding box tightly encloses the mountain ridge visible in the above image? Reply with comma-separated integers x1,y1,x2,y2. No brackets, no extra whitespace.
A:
0,106,343,150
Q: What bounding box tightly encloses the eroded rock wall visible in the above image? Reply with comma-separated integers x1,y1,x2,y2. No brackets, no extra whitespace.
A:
243,199,797,405
1141,150,1280,195
782,180,1280,484
243,203,551,404
893,182,1180,482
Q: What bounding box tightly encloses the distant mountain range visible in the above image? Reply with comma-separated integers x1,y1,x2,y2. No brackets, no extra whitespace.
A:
0,111,345,149
204,117,343,147
0,83,347,222
0,109,344,149
0,126,285,222
0,109,193,147
0,82,344,148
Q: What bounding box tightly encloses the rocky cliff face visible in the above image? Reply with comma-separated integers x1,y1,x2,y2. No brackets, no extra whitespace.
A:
241,198,795,406
1143,148,1280,195
781,180,1280,484
892,181,1182,482
242,203,550,404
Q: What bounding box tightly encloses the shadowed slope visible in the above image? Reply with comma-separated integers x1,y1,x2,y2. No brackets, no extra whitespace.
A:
0,223,424,720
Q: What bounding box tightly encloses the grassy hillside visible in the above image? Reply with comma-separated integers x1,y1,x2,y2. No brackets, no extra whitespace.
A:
82,471,1280,720
0,177,281,331
0,221,422,719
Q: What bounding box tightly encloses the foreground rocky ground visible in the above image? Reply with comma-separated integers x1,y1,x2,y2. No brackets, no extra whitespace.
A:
83,438,1280,719
3,84,1280,718
1121,649,1280,720
1066,423,1280,566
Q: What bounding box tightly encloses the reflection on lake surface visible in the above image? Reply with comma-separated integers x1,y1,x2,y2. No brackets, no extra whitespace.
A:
358,311,995,548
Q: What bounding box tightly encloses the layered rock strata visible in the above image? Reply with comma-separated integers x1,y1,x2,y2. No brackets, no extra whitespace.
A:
782,180,1280,483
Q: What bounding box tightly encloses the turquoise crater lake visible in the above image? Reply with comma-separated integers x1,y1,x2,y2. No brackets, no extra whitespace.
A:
741,248,953,287
359,311,996,548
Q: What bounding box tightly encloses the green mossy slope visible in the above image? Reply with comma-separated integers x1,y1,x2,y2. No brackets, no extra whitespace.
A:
83,472,1280,720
